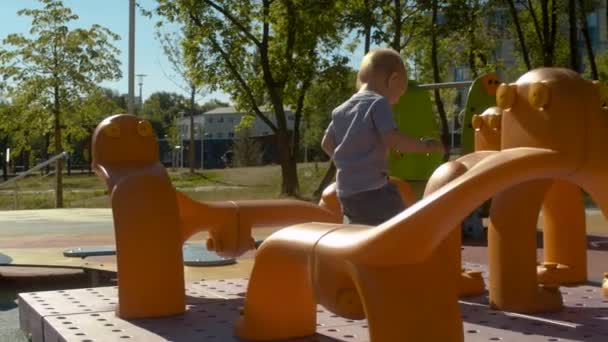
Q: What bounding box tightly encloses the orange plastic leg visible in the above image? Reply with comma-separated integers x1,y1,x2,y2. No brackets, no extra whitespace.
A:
539,180,587,285
425,160,486,298
344,232,463,342
235,223,341,341
111,174,185,318
488,179,563,313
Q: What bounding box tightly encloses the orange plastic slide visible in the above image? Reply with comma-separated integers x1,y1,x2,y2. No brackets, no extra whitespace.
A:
236,68,608,341
91,114,341,319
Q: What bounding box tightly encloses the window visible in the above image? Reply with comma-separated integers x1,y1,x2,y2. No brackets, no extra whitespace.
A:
228,132,234,138
206,117,214,124
229,117,235,123
288,115,294,121
218,117,224,123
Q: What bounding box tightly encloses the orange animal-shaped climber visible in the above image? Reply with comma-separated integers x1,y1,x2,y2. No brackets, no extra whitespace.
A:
92,114,340,319
236,68,608,342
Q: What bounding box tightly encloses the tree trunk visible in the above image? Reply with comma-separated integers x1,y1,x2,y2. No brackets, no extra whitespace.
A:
44,133,51,174
569,0,580,71
364,0,372,54
314,162,336,198
391,0,402,52
431,0,450,161
276,130,299,196
189,85,196,174
579,0,599,79
53,84,63,208
540,0,554,66
505,0,532,70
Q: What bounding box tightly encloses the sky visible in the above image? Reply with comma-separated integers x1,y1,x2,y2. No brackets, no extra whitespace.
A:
0,0,366,105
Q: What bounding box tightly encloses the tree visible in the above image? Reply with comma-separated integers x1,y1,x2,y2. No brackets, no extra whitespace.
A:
342,0,383,54
578,0,599,79
0,0,121,207
430,0,450,160
232,128,263,167
155,0,346,196
307,66,357,197
505,0,532,70
141,91,189,137
157,26,208,174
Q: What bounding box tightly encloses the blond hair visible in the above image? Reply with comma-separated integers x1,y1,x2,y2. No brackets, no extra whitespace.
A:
357,48,405,88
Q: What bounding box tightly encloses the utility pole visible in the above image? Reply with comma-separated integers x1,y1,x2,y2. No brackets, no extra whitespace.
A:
136,74,147,112
128,0,136,115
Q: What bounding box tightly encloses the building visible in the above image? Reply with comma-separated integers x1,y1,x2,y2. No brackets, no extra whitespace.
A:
443,1,608,150
174,106,296,169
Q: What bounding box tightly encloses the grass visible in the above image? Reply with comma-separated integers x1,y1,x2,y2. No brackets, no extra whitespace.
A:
0,160,601,212
0,162,332,210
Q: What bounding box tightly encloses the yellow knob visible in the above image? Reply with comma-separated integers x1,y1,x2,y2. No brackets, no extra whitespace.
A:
471,114,483,130
528,82,550,109
336,288,363,315
543,262,558,271
136,120,154,137
487,115,501,130
496,83,517,109
103,122,121,138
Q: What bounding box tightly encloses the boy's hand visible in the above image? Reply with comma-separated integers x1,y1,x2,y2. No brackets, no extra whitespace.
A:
421,138,445,153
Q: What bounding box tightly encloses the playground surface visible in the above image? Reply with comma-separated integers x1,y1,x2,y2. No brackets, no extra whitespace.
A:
1,208,607,341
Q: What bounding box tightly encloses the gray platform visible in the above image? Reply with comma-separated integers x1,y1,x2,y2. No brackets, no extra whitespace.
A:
18,263,608,341
63,244,237,267
0,253,12,265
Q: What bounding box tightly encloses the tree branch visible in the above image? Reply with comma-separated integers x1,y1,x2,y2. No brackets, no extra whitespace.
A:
527,0,544,45
280,0,297,86
213,41,277,132
550,0,557,58
291,73,312,159
203,32,278,132
202,0,262,49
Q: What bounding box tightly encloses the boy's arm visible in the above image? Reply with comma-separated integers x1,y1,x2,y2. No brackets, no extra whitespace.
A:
371,98,443,153
383,129,444,153
321,122,336,159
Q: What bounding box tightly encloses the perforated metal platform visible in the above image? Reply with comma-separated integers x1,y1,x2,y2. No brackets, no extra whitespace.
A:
19,267,608,341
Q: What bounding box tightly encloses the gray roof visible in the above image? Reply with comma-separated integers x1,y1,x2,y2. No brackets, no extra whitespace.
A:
203,106,292,116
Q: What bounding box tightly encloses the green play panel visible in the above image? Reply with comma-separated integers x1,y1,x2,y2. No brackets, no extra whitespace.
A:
459,73,500,155
389,80,443,181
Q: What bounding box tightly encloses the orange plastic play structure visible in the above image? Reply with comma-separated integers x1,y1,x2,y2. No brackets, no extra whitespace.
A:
91,114,341,319
236,68,608,341
473,106,588,286
320,177,486,298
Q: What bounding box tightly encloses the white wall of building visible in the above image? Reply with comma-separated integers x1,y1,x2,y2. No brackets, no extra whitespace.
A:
178,107,296,140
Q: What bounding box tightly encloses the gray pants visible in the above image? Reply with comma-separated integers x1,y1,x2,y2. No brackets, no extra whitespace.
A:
339,182,406,226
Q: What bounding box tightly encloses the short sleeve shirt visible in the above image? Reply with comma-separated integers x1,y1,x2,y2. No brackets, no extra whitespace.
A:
325,90,397,197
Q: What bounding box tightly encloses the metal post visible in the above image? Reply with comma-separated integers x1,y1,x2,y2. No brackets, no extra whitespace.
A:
199,124,204,170
136,74,147,112
127,0,136,115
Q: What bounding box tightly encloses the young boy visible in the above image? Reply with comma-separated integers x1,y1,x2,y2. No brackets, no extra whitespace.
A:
321,48,444,226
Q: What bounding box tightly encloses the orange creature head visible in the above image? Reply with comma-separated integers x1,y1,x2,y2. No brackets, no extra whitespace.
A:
472,106,502,151
91,114,159,169
481,73,501,95
495,68,597,165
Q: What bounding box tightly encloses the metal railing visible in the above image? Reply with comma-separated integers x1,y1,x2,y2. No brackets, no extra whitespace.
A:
416,81,473,90
0,152,69,209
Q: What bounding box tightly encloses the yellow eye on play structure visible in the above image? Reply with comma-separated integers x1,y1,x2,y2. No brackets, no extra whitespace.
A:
496,84,517,110
103,122,121,138
488,115,501,130
528,82,550,109
471,114,483,130
137,120,154,137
